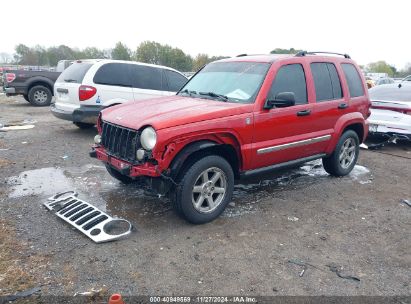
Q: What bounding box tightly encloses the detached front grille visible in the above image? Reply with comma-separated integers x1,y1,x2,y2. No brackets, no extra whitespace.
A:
101,121,140,163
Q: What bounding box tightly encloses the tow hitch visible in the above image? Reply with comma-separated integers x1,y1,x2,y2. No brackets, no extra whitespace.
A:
43,191,132,243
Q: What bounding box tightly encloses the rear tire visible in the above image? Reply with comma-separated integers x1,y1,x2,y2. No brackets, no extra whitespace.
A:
28,85,52,106
322,130,359,176
23,94,30,102
73,122,94,129
105,165,134,184
172,155,234,224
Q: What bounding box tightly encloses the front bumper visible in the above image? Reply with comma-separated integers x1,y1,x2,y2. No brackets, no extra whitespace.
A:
91,146,161,178
51,104,102,124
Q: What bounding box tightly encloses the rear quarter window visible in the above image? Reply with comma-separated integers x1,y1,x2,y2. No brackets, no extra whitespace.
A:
57,63,93,84
93,63,132,87
311,63,342,101
342,63,364,98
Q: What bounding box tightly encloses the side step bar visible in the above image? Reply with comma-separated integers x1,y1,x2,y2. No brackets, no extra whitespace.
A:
43,191,132,243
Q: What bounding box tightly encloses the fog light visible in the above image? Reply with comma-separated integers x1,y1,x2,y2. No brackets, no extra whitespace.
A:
136,149,145,161
94,134,101,144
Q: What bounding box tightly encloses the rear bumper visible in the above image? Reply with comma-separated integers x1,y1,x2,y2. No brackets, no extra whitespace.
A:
91,146,161,178
51,104,102,124
5,87,16,94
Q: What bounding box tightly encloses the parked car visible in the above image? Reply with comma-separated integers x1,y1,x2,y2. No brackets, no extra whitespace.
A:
368,82,411,140
374,77,395,86
90,51,370,224
51,60,188,129
401,75,411,82
2,60,73,106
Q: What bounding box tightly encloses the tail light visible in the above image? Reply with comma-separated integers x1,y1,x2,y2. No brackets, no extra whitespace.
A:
79,85,97,101
5,73,16,83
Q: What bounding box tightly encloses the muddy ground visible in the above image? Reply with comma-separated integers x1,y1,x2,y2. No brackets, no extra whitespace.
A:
0,93,410,300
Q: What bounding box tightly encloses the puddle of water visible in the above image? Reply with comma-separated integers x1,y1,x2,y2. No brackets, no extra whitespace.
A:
5,160,373,222
7,167,74,198
6,164,172,224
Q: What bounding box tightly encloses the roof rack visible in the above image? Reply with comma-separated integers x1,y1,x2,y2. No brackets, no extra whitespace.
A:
295,51,351,59
236,54,248,57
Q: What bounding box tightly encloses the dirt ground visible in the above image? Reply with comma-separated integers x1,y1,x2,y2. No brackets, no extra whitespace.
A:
0,94,410,301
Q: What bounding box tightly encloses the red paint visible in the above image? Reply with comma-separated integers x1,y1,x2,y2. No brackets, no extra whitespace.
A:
95,55,370,177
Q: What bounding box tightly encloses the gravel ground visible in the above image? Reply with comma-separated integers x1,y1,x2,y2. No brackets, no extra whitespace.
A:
0,94,410,301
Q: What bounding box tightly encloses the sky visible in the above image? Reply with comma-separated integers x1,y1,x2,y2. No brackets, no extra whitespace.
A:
1,0,410,69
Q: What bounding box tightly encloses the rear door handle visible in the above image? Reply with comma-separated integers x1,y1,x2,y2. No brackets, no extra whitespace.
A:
338,103,348,109
297,109,311,116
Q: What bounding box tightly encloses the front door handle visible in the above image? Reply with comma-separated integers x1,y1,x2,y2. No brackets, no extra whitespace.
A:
338,103,349,109
297,109,311,116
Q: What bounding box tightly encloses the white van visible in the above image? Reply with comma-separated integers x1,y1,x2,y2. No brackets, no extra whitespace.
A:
51,59,188,128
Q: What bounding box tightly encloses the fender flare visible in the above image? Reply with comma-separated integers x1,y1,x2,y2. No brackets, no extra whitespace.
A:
168,140,218,178
27,77,55,95
326,113,366,153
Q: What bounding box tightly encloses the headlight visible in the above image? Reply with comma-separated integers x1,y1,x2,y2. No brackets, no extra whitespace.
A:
140,127,157,150
94,134,101,144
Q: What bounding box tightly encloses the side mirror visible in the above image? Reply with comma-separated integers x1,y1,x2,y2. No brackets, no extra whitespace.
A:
264,92,296,109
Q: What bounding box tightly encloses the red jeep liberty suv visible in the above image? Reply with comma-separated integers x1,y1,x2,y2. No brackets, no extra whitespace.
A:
90,51,370,224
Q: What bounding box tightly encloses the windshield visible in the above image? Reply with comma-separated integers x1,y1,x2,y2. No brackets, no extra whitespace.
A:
56,62,93,84
178,61,270,103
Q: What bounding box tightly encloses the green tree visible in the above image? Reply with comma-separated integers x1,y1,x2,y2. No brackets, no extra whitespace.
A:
79,47,106,59
270,48,303,54
193,54,229,71
134,41,163,64
366,61,395,77
46,45,76,66
14,44,37,65
134,41,193,71
111,42,131,60
33,45,48,66
193,54,210,71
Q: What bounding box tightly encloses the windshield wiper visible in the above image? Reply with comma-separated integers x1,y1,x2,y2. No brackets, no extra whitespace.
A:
64,79,78,83
178,89,197,97
199,91,228,102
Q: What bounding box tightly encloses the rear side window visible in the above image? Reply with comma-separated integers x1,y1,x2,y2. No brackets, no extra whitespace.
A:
164,70,187,91
130,65,162,91
93,63,132,87
342,63,364,98
57,63,92,84
311,63,342,101
269,64,307,104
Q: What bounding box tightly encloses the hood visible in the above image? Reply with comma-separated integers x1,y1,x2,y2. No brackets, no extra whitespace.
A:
101,95,253,130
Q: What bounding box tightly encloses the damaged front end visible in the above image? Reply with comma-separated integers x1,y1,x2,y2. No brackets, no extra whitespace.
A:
90,119,176,197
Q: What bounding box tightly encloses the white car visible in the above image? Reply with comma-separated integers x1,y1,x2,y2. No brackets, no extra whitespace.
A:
51,59,188,128
368,83,411,140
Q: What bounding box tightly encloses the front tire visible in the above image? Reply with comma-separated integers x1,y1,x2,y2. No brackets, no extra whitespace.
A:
28,85,52,106
172,155,234,224
322,130,359,176
105,165,134,184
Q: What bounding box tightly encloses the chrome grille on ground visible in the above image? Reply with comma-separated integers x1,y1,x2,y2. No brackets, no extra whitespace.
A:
101,121,140,163
44,191,132,243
